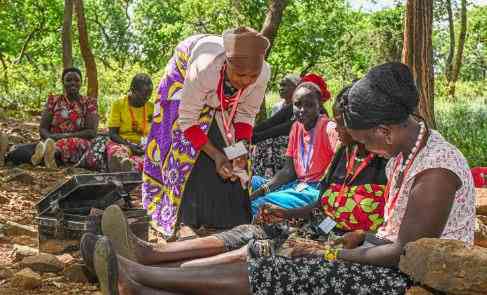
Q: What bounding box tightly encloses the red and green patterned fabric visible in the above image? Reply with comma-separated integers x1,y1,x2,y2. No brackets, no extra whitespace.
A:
321,183,385,231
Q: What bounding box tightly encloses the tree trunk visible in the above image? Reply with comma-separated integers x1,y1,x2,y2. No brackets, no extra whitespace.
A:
444,0,455,81
62,0,74,69
74,0,98,98
0,53,9,94
448,0,467,97
402,0,436,128
260,0,289,58
255,0,289,124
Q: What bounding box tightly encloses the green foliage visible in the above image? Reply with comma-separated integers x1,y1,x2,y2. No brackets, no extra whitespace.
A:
436,97,487,167
0,0,487,165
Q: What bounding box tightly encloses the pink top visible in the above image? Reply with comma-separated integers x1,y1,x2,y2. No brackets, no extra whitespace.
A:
286,116,336,183
377,130,476,245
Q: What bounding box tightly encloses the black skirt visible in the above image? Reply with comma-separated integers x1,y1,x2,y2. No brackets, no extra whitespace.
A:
179,121,251,228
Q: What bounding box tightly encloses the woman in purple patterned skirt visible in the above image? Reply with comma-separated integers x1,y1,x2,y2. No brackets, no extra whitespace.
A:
142,27,271,239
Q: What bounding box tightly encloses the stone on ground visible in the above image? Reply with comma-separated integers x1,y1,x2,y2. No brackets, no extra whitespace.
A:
475,216,487,248
477,188,487,216
11,267,42,289
3,221,37,238
399,238,487,295
10,244,38,262
0,264,14,280
63,263,89,283
405,287,435,295
20,253,64,273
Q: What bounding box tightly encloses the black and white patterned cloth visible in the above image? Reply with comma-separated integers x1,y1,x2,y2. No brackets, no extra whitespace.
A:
252,135,289,178
248,256,413,295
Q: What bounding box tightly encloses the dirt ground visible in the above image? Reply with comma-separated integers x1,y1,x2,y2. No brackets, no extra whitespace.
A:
0,117,103,294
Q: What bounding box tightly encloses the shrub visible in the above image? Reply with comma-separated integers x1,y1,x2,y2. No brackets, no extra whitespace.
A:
436,99,487,167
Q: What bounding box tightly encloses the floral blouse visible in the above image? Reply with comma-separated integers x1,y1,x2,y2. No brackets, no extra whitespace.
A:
377,130,476,245
46,94,97,134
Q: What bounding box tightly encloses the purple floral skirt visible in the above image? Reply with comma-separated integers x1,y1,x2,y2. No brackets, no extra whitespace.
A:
142,34,250,238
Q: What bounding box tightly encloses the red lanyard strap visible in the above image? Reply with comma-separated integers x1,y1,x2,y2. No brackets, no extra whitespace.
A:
383,150,421,220
344,145,374,185
217,64,244,143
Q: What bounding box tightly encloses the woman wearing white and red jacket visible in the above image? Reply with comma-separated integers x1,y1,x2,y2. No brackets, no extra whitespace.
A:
142,27,271,239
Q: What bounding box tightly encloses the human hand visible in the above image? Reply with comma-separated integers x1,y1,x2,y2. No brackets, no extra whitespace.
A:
290,241,330,258
232,155,247,171
331,230,366,249
50,133,66,140
254,203,287,224
215,152,233,180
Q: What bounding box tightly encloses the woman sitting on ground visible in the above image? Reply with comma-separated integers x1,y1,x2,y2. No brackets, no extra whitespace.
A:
250,73,336,215
1,67,98,169
87,62,475,295
79,83,387,293
252,74,301,178
107,73,154,172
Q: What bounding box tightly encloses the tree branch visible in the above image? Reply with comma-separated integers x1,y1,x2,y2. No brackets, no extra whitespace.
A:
260,0,289,58
14,24,42,64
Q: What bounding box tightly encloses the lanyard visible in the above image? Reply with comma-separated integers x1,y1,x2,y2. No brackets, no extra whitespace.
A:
128,97,147,136
334,146,374,200
217,64,243,143
299,127,315,175
383,150,421,222
344,146,374,185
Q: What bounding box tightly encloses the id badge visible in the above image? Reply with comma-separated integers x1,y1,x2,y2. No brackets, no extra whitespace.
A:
295,182,308,192
223,141,248,160
318,217,337,234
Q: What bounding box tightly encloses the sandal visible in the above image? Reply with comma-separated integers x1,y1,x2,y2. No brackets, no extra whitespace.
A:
101,205,137,261
94,237,119,295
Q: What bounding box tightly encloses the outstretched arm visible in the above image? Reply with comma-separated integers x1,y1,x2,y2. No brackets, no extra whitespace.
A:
338,168,460,267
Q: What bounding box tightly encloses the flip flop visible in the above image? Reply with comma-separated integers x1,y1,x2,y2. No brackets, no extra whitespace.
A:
31,141,45,166
101,205,137,261
94,237,119,295
43,138,57,169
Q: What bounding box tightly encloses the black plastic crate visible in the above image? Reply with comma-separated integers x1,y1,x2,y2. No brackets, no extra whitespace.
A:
35,172,149,254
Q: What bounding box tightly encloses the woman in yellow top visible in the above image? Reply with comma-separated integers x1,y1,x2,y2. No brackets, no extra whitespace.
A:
107,73,154,172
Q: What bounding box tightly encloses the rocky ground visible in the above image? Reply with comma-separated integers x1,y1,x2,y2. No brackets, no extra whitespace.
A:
0,117,103,294
1,117,487,294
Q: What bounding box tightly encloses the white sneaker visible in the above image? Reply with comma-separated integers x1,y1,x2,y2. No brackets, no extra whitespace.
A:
31,141,46,166
0,133,9,167
43,138,57,169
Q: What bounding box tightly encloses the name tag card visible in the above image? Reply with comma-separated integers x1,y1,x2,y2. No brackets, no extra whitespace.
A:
318,217,337,234
223,141,248,160
295,182,308,192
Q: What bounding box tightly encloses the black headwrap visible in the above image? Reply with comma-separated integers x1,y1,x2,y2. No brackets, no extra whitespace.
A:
62,67,82,81
342,62,419,130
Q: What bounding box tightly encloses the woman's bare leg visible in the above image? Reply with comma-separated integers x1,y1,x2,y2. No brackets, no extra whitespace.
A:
134,236,226,265
180,245,248,268
118,263,180,295
119,255,252,295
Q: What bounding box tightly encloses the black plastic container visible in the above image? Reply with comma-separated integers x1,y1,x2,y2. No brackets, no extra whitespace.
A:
35,172,149,253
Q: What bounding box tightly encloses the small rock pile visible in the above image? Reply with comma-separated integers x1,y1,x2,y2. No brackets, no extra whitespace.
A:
0,221,92,291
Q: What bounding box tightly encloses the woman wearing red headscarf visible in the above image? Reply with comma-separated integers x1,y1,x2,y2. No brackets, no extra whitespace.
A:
250,74,337,215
